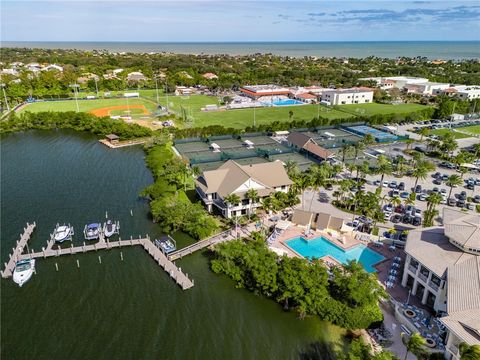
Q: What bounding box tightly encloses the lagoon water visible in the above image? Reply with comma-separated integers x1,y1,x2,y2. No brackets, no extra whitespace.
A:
0,130,342,359
3,41,480,60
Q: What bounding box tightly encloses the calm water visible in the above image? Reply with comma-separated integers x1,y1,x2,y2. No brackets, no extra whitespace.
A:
286,237,385,273
1,130,343,360
3,41,480,59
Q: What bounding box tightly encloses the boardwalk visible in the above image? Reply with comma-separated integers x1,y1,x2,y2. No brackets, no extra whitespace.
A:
1,222,36,278
2,224,193,290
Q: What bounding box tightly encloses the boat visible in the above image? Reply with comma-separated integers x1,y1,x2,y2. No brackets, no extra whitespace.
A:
103,220,119,238
13,259,36,287
154,236,176,254
53,224,74,243
84,223,101,240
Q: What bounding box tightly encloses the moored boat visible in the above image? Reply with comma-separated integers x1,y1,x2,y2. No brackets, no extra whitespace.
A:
103,219,120,238
53,224,74,243
154,235,177,254
13,259,36,287
84,223,101,240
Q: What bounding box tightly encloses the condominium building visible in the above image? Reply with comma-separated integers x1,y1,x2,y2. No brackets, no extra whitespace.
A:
195,160,293,218
321,87,373,105
401,208,480,359
434,85,480,100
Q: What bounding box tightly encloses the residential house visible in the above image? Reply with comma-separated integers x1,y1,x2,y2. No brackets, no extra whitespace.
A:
294,93,317,104
195,160,293,218
43,64,63,72
202,72,218,80
127,71,148,82
287,132,335,162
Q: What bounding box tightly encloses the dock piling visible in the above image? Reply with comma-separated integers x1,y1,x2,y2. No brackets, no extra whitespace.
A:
98,256,102,264
77,259,80,268
55,263,58,271
120,252,123,261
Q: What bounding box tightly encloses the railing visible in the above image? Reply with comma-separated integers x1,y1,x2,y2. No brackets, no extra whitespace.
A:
418,272,429,282
408,265,418,274
428,281,439,292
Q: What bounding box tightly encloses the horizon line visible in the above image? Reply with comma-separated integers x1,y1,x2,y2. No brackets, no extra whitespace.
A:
3,40,480,43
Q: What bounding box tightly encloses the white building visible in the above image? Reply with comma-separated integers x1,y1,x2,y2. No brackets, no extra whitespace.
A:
321,87,373,105
359,76,429,89
401,208,480,360
404,82,452,95
43,64,63,72
195,160,293,218
434,85,480,100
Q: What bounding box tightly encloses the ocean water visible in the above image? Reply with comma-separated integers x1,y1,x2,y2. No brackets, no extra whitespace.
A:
0,130,344,360
2,41,479,59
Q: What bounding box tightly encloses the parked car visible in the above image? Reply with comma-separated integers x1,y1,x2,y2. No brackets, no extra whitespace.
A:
384,204,394,212
391,214,402,223
466,203,475,210
433,178,442,185
412,217,422,226
373,180,381,187
325,183,333,191
389,181,398,189
459,191,467,201
441,174,449,181
457,199,466,208
432,187,439,193
440,189,447,196
418,193,427,201
395,205,405,214
448,197,457,206
402,214,413,224
382,181,389,188
398,182,405,191
473,195,480,203
433,172,441,179
405,205,415,215
400,192,409,199
415,185,422,193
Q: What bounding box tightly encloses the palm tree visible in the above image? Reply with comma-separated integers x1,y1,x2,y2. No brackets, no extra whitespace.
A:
376,155,393,188
472,143,480,158
419,127,430,142
411,160,435,188
245,189,259,216
341,144,354,163
363,134,375,147
346,163,356,178
401,332,426,360
262,195,275,215
293,174,311,210
354,141,366,165
424,192,443,227
391,196,402,208
223,193,241,217
405,138,414,151
459,342,480,360
446,174,463,199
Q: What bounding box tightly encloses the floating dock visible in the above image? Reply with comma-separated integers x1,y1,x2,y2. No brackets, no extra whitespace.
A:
2,223,193,290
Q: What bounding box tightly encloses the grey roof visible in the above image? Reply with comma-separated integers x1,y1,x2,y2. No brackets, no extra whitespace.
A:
315,212,344,231
447,256,480,313
291,209,314,227
443,208,480,251
195,160,292,198
287,132,314,149
441,310,480,345
405,227,475,278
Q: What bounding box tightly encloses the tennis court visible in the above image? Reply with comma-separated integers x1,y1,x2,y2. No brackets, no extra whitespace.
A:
187,150,223,164
269,153,315,167
208,138,244,149
346,125,398,142
240,135,278,146
174,141,210,154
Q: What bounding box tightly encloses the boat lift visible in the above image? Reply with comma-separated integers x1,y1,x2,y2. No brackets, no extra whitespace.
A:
154,235,177,255
83,223,102,240
102,220,120,238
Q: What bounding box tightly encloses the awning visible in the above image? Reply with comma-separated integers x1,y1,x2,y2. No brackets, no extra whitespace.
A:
275,220,291,230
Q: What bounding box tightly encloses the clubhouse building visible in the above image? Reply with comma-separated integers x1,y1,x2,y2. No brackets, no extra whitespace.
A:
195,160,293,218
401,208,480,359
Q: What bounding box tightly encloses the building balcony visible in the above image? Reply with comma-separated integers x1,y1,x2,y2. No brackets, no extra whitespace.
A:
418,272,429,283
408,265,418,274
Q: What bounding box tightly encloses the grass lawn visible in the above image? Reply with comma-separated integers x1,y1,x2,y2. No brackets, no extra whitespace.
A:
339,103,431,116
18,97,157,114
456,125,480,135
430,128,471,139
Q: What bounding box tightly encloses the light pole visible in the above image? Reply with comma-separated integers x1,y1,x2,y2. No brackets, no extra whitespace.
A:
154,75,160,105
1,83,11,112
69,84,80,112
165,76,169,112
253,100,256,127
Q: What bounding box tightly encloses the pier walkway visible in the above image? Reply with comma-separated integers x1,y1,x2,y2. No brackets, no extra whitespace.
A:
2,224,193,290
1,222,36,278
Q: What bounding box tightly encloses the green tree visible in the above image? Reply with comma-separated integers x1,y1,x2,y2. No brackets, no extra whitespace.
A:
459,342,480,360
376,155,393,187
245,188,259,216
401,333,426,360
446,174,463,199
411,160,435,188
418,127,430,142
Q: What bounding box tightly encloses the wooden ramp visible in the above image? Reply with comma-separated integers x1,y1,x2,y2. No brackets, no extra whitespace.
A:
2,224,193,290
168,230,236,261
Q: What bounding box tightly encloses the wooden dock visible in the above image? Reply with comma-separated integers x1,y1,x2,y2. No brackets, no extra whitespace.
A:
1,222,36,278
2,224,193,290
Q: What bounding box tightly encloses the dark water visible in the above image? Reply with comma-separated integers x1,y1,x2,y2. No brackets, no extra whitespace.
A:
3,41,480,59
1,130,343,360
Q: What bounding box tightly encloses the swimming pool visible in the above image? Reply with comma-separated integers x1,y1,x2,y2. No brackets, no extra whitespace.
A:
263,99,305,106
285,236,385,273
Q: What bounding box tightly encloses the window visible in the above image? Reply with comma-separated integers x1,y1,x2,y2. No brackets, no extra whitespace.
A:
431,275,441,286
420,266,430,278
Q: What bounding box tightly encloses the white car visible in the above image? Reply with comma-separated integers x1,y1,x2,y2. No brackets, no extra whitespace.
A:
419,193,427,201
383,181,389,187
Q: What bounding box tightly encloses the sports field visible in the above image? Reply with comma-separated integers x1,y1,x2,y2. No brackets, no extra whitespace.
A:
339,103,429,116
18,98,157,115
430,126,480,139
17,94,432,130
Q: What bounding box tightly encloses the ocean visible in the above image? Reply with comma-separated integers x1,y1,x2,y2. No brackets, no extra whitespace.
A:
2,41,479,60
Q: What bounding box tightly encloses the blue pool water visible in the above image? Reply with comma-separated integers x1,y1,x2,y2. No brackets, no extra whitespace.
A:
263,99,305,106
285,236,385,273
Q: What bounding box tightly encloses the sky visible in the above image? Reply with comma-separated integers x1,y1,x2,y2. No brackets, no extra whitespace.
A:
2,1,480,42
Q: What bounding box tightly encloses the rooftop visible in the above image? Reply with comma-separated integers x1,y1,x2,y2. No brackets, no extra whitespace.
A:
444,208,480,253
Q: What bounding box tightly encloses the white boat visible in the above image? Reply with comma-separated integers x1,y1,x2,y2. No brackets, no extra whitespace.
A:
154,236,176,254
103,220,119,238
54,224,73,243
13,259,35,287
84,223,101,240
